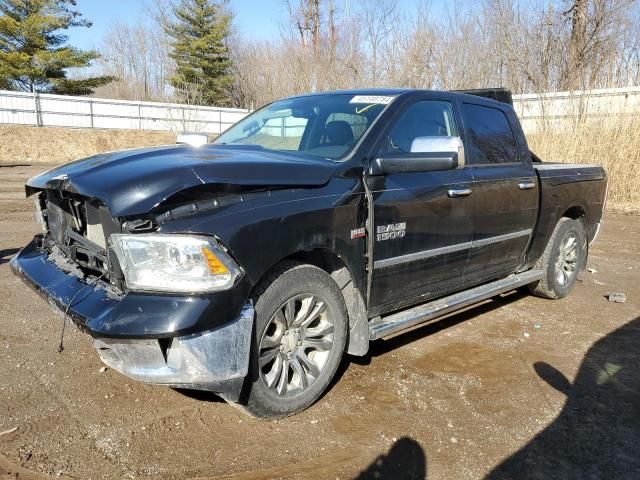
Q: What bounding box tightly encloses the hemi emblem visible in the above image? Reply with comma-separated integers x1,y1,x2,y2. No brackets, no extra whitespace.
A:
350,227,366,240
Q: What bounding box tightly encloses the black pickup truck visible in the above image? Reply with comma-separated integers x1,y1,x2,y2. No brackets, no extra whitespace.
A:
11,88,607,418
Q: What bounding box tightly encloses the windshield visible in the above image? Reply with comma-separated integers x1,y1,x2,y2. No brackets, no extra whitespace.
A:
214,94,395,160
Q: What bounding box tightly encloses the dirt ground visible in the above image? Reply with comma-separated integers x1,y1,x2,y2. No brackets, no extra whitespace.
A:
1,164,639,480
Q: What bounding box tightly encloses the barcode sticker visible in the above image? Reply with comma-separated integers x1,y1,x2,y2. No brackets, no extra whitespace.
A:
349,95,395,105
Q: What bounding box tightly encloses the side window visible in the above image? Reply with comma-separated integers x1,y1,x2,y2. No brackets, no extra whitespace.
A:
380,101,457,155
461,103,519,164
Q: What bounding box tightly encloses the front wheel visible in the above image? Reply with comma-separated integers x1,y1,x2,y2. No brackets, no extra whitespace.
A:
529,217,587,299
239,262,348,419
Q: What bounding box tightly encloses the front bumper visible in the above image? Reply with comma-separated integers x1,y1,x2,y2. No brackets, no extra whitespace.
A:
93,303,253,397
10,236,255,398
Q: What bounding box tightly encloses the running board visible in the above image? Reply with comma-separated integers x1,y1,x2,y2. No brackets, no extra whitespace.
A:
369,270,543,340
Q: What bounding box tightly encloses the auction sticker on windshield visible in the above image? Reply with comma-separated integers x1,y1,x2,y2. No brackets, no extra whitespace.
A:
349,95,395,104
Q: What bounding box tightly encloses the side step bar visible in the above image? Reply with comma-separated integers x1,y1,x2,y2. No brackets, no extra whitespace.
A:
369,270,543,340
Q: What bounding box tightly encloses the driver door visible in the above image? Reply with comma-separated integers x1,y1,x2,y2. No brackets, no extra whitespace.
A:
368,97,474,312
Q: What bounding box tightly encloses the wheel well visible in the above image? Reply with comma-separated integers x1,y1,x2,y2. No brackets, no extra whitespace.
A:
562,206,586,222
287,249,347,277
250,249,352,297
253,249,370,356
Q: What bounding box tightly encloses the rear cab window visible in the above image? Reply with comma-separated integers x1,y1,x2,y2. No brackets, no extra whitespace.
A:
461,103,519,165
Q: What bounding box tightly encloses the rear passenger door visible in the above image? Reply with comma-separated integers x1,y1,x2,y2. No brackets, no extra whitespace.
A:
460,102,538,282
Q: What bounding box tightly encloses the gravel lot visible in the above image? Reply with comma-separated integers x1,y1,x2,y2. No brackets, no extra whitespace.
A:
1,164,639,480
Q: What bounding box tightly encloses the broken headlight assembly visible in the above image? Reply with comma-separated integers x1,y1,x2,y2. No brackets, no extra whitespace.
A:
110,234,241,293
33,195,47,233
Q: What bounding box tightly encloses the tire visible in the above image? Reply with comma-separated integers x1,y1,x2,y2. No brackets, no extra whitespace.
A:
238,261,348,419
529,217,587,299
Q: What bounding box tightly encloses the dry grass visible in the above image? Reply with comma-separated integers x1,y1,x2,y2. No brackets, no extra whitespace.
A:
0,125,176,165
1,123,637,211
527,118,640,211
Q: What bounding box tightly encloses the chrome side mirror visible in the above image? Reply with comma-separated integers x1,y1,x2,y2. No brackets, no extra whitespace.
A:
410,136,465,167
176,132,209,147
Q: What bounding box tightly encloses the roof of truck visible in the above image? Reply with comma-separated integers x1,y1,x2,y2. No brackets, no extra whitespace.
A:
286,87,513,106
287,88,410,98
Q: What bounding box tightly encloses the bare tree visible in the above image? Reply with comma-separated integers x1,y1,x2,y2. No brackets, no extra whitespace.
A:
357,0,398,85
565,0,589,89
94,8,173,101
93,0,640,108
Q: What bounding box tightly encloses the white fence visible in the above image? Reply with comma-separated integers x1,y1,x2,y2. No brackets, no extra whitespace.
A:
1,86,638,135
0,89,248,134
512,86,640,132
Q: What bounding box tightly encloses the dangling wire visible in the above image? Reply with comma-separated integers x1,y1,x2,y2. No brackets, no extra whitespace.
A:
58,271,107,353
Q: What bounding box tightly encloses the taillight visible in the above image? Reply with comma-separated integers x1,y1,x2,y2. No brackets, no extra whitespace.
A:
603,179,609,212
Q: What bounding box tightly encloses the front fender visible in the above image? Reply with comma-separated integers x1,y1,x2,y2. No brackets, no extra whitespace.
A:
159,178,368,298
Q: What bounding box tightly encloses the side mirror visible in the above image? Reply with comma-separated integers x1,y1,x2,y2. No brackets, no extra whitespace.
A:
369,136,465,175
410,136,465,161
176,132,208,147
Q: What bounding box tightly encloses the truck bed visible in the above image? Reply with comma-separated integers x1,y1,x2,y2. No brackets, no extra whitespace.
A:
535,162,604,176
524,162,607,269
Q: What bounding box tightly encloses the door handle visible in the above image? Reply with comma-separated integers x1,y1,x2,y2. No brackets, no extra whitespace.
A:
518,181,536,190
447,188,472,198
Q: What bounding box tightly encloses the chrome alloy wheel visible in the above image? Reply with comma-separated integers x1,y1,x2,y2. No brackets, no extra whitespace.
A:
258,294,335,397
555,232,578,287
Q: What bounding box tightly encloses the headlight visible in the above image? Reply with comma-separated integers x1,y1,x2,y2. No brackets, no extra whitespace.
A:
110,234,241,293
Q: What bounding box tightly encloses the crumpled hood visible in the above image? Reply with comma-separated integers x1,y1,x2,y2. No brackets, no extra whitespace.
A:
26,144,336,216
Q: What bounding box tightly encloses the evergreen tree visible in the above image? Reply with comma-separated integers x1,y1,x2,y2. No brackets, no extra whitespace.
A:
0,0,113,94
165,0,232,106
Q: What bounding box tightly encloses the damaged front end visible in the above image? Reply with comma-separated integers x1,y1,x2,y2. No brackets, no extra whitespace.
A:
12,144,341,399
11,187,255,400
35,189,115,275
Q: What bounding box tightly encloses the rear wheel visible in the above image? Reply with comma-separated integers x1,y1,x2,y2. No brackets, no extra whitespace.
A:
529,217,587,299
239,262,347,419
